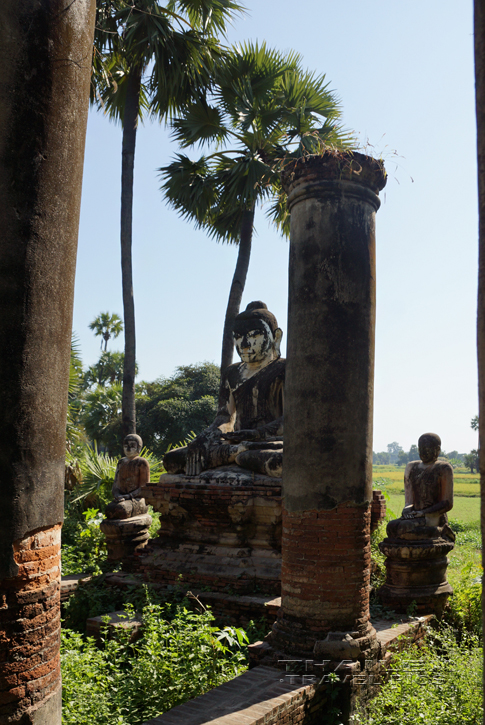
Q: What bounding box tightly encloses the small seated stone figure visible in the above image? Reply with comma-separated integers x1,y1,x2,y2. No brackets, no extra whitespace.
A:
387,432,455,542
379,432,455,615
164,301,285,478
105,434,150,520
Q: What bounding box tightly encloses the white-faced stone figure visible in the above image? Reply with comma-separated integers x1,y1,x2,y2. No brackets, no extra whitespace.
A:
163,301,285,478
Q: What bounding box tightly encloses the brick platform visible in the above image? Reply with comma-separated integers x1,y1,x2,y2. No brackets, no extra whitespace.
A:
86,609,143,643
131,476,386,605
0,524,62,722
138,469,282,596
103,571,281,629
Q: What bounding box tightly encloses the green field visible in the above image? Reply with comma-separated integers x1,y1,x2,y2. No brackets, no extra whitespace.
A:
373,464,481,525
372,465,482,587
384,492,479,525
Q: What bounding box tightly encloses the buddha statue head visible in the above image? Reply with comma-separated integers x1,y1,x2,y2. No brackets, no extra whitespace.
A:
123,433,143,459
418,432,441,465
233,301,283,365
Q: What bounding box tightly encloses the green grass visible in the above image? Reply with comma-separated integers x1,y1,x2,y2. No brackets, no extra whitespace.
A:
384,492,480,525
373,464,481,505
364,626,483,725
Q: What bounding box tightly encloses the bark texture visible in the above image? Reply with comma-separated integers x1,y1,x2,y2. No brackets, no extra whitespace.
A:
0,2,95,722
220,208,255,374
121,66,142,440
474,2,485,720
0,0,96,580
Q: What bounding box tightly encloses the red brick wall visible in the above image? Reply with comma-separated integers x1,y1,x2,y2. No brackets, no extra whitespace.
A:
138,478,282,595
370,491,386,533
280,503,371,636
0,524,61,722
143,479,282,550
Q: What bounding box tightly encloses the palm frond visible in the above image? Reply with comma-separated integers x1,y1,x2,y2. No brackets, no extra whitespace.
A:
265,183,290,239
160,154,218,225
162,40,355,249
171,100,228,147
69,442,118,503
169,0,245,35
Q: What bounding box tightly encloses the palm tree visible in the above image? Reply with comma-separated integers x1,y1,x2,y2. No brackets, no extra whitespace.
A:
84,351,137,388
91,0,243,439
83,383,123,455
89,312,124,352
160,42,353,372
67,335,85,453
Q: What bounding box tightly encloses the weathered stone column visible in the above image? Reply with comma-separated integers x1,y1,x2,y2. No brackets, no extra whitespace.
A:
0,2,95,723
272,152,386,660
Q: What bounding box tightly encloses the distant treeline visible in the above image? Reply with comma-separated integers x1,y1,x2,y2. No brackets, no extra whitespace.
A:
373,442,465,467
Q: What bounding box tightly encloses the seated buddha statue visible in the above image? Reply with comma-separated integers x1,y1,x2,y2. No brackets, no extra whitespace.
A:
163,301,285,479
386,432,455,542
105,434,150,519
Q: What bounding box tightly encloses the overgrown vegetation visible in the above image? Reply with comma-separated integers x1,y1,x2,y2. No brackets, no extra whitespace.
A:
68,332,219,458
61,452,483,724
62,507,108,577
367,472,483,724
360,627,483,725
61,602,248,725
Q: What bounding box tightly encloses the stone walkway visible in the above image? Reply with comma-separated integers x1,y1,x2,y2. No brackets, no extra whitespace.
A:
143,666,311,725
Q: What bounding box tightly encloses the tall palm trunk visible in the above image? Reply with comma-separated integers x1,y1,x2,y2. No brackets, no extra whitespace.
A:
474,2,485,717
220,207,255,374
120,65,142,440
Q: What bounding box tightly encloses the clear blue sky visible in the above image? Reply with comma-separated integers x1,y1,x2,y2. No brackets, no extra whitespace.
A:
73,0,478,454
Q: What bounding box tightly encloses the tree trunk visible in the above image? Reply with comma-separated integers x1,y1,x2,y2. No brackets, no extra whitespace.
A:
0,1,95,720
474,2,485,719
121,65,142,441
220,208,255,374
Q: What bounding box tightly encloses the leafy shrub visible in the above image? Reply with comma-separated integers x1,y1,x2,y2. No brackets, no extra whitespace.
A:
61,572,198,633
61,603,247,725
444,561,482,636
362,626,483,725
370,522,387,590
62,507,107,576
62,575,126,631
136,363,220,457
449,518,482,549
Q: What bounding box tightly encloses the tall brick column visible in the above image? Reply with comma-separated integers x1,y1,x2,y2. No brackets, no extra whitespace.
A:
272,152,386,659
0,2,95,722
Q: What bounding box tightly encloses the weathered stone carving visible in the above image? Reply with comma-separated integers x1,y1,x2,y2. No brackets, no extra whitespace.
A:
106,434,150,519
138,303,284,595
164,301,285,478
379,433,455,616
101,434,152,560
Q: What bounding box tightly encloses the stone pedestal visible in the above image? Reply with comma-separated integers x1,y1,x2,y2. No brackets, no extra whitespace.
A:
269,152,386,661
139,466,282,595
100,513,152,561
378,536,454,617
